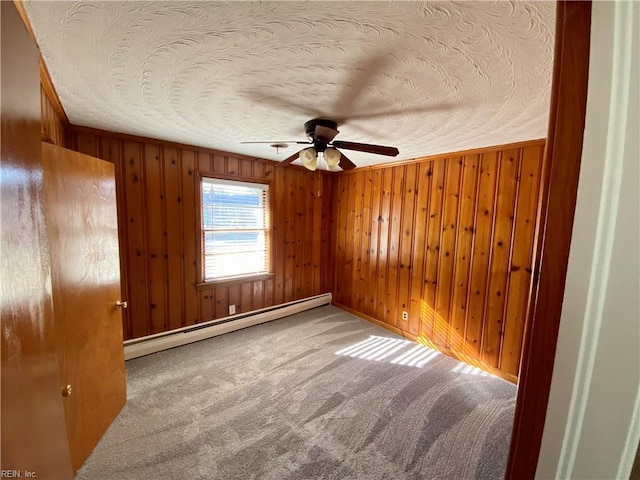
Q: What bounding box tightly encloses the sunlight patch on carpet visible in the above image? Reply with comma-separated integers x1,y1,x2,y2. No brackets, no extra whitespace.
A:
335,335,441,368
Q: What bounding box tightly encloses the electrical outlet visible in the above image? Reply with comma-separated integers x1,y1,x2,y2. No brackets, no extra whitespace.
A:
402,311,408,321
229,304,236,315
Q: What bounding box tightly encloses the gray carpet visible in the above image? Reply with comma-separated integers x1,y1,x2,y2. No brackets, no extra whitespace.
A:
77,305,516,480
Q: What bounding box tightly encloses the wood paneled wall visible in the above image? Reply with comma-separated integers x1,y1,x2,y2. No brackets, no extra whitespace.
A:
68,128,332,340
67,124,543,378
331,141,544,379
17,0,69,148
40,85,66,147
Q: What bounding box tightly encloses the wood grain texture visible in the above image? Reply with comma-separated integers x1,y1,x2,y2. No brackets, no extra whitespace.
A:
41,85,66,146
70,128,544,380
506,2,592,478
1,4,74,477
42,143,126,472
332,140,545,379
69,127,330,340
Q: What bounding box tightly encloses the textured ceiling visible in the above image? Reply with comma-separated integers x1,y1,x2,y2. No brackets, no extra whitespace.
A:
24,1,555,169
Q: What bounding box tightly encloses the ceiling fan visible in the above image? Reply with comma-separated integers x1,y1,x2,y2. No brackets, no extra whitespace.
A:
242,118,399,171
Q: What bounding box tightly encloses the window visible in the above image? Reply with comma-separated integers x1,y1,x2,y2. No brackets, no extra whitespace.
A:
200,177,270,281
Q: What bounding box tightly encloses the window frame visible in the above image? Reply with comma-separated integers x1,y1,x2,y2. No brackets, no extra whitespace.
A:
196,171,273,285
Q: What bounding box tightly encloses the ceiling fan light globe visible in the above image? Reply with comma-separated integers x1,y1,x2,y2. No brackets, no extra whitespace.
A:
300,147,317,171
324,148,341,168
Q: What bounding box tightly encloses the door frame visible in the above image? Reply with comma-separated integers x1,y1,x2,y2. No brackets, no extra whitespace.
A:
505,2,592,478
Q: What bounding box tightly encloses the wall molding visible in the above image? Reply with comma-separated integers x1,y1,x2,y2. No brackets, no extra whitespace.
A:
124,293,332,360
337,138,546,173
70,125,278,166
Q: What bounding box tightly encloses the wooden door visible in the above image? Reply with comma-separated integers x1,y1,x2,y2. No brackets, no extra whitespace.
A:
42,142,127,472
0,3,74,478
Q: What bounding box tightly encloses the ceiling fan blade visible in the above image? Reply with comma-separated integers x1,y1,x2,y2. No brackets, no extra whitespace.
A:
243,91,324,118
276,149,303,168
338,151,357,170
332,52,393,116
332,140,399,157
338,101,457,122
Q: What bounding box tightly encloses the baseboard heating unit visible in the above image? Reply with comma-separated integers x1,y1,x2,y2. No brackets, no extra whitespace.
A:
123,293,332,360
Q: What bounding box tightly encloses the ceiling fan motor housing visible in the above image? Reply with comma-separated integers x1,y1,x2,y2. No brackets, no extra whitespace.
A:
305,118,339,143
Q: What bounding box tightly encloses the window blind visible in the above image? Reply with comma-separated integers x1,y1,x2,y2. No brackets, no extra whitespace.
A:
201,178,269,281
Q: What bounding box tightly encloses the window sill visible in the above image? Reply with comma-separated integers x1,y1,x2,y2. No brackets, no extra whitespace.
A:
196,272,274,289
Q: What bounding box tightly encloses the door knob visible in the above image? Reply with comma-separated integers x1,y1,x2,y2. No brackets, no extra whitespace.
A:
115,300,128,309
61,384,72,397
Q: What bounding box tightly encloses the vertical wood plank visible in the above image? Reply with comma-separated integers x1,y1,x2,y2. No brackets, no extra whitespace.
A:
342,173,357,306
264,162,275,181
215,286,228,319
367,170,383,317
264,278,274,307
449,154,481,354
481,149,519,367
213,154,226,174
75,132,98,157
385,167,403,327
318,173,329,293
334,175,348,303
359,170,374,315
122,141,150,338
240,158,253,178
375,169,393,321
312,172,322,294
181,150,198,326
293,174,304,299
422,160,446,341
465,152,499,357
164,147,184,331
241,282,253,313
292,170,304,299
227,156,239,176
98,137,120,164
273,166,286,305
500,145,543,374
398,163,418,329
299,172,318,298
351,172,366,309
227,285,240,316
253,281,264,310
284,170,296,302
199,289,213,322
196,151,211,172
435,156,462,348
408,162,432,336
144,143,168,334
253,161,266,179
